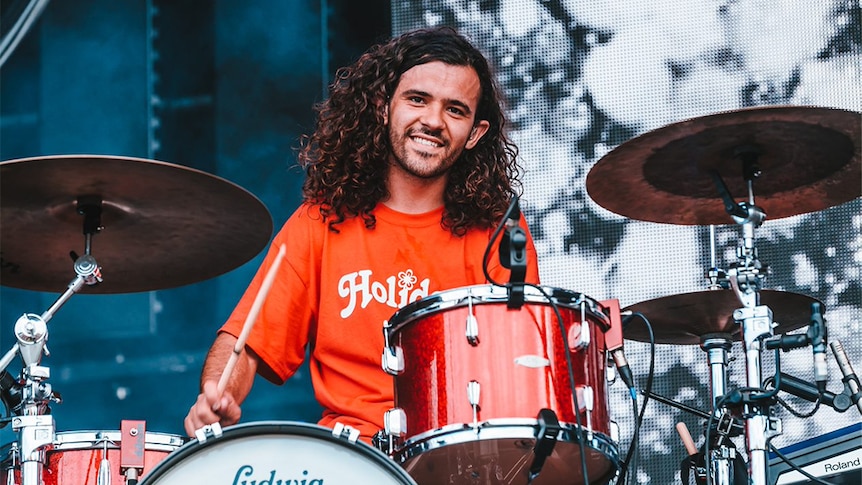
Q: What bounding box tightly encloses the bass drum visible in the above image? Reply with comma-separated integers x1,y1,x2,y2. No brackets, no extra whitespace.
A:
140,421,417,485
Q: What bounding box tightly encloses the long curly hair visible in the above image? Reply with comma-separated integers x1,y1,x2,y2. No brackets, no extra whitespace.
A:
298,26,521,235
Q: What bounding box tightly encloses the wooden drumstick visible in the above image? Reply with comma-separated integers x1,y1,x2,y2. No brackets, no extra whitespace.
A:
217,243,287,395
676,422,699,456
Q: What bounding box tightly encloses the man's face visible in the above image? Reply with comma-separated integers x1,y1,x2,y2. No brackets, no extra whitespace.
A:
385,61,490,180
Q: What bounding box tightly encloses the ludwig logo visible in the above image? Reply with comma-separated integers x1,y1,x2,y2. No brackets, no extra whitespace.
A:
232,465,323,485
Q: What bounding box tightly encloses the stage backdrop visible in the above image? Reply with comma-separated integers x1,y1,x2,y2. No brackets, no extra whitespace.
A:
393,1,860,483
0,1,858,483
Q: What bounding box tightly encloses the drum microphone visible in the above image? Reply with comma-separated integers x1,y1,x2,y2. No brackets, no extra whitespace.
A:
499,194,527,308
499,194,524,269
808,302,828,393
831,340,862,415
603,300,636,397
0,369,23,420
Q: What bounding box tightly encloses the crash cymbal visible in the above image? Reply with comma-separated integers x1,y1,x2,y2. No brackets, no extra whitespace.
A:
586,106,861,225
0,155,273,293
623,289,821,345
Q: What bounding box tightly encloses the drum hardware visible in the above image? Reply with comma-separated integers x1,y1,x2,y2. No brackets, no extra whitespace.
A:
119,420,149,484
332,422,361,443
701,334,733,410
380,409,407,454
193,422,223,443
528,409,562,484
96,433,112,485
586,106,861,485
467,380,481,429
709,148,780,485
466,288,480,346
568,301,592,351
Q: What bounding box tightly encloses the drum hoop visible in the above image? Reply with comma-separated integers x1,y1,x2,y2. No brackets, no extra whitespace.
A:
140,421,415,484
51,430,185,451
386,284,609,333
393,420,620,468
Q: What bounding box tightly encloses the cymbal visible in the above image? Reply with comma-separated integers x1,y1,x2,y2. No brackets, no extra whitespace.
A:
623,289,821,345
586,106,861,225
0,155,273,293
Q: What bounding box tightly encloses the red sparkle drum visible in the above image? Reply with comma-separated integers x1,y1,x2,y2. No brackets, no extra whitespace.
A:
381,285,620,485
140,421,417,484
1,428,183,484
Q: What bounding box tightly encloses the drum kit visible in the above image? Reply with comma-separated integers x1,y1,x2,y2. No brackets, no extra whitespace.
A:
0,105,859,485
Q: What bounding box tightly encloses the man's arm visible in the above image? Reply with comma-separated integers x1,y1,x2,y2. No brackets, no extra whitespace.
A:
183,332,259,436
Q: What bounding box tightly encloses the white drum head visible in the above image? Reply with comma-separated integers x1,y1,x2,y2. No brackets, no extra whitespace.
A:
140,422,416,485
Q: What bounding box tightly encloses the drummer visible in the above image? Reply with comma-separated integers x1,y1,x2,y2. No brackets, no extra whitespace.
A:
183,26,540,442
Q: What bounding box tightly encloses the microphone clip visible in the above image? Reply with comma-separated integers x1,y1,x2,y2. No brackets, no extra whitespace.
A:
505,225,527,309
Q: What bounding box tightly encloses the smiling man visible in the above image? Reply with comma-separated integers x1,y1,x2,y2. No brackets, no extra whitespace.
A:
184,27,539,444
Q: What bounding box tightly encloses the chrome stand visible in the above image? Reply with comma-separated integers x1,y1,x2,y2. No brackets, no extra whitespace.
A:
0,200,104,485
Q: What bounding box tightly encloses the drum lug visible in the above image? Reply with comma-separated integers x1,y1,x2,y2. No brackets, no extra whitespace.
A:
465,313,479,346
381,345,404,375
465,291,479,346
567,320,591,350
576,385,594,438
381,320,404,375
467,380,481,429
331,422,361,443
610,420,620,443
194,422,223,443
384,408,407,438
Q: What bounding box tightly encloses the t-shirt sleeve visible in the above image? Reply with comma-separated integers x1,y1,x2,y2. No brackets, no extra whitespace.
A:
219,207,320,384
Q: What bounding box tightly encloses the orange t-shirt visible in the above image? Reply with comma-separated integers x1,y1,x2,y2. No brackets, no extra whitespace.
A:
220,202,540,439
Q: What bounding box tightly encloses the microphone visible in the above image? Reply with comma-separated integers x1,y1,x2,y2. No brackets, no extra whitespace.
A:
499,195,521,269
808,302,828,393
0,370,23,420
602,300,636,397
777,372,850,412
499,194,526,308
831,340,862,415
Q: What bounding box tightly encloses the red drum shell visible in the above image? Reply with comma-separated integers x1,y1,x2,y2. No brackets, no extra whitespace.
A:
2,430,183,485
385,285,618,485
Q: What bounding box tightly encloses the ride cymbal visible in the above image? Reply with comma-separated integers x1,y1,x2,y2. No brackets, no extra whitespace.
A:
0,155,273,293
586,106,861,225
623,289,821,345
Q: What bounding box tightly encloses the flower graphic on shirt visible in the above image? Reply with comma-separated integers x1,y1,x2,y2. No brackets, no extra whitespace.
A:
397,269,418,290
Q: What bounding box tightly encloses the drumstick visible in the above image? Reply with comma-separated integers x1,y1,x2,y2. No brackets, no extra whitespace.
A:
676,422,698,456
217,243,287,395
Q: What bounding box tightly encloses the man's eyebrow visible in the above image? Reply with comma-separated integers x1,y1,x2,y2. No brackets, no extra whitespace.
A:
401,89,474,115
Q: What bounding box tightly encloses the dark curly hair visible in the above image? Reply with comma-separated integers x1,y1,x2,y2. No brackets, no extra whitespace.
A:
298,26,521,235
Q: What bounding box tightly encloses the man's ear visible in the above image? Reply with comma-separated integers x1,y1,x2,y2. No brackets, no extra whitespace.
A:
465,120,490,149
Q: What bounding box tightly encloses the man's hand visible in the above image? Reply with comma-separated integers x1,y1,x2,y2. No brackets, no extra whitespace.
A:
183,380,242,437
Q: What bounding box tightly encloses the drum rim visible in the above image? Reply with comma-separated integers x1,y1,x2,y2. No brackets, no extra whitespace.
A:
51,430,186,450
393,421,620,482
139,421,416,484
385,284,609,333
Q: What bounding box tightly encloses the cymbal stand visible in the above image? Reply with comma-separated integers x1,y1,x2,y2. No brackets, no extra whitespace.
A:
712,149,781,485
0,197,104,485
699,333,736,485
